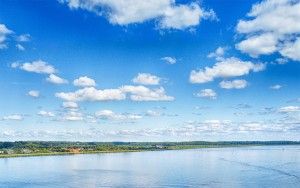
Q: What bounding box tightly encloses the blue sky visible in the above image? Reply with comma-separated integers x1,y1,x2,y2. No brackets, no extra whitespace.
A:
0,0,300,141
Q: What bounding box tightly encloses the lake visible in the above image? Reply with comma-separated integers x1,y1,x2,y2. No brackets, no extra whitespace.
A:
0,146,299,188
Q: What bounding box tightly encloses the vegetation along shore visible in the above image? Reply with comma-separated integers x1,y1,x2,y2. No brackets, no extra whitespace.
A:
0,141,299,158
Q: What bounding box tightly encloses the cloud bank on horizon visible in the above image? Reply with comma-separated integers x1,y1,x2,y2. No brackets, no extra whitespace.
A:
0,0,299,141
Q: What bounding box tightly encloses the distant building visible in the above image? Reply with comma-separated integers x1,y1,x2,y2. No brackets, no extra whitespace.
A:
4,149,14,155
68,148,81,153
155,145,164,149
22,149,32,154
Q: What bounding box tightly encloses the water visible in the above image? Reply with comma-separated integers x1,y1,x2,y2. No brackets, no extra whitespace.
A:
0,146,299,188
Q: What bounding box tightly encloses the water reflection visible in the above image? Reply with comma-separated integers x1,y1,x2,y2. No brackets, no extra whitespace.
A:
0,146,299,188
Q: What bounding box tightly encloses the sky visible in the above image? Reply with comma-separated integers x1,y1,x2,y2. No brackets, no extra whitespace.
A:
0,0,300,141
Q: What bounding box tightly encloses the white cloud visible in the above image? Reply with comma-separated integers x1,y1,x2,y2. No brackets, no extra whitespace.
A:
132,73,160,85
46,74,68,84
280,37,300,61
195,89,217,99
11,62,19,68
73,76,96,87
28,90,40,98
55,87,126,102
236,0,300,60
121,85,174,101
38,110,55,117
236,33,278,57
270,84,282,90
190,57,265,83
16,34,30,42
63,111,83,121
275,58,288,65
16,44,25,51
207,46,226,60
12,60,56,74
0,23,13,49
145,110,161,117
55,85,174,102
95,110,142,121
62,101,78,109
60,0,216,30
237,0,300,35
1,119,298,140
2,114,23,121
86,115,97,123
158,2,211,30
238,123,265,132
219,79,248,89
279,106,300,113
161,56,177,64
62,0,170,24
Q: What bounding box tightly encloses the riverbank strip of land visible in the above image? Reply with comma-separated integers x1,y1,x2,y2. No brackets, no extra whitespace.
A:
1,141,299,158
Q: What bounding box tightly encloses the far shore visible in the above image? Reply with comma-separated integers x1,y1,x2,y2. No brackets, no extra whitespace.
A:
1,141,299,158
0,146,227,158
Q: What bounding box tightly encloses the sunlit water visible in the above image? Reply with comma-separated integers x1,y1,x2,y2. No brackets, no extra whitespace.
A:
0,146,299,188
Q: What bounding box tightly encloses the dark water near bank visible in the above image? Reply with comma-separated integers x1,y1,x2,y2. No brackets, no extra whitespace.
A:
0,146,300,188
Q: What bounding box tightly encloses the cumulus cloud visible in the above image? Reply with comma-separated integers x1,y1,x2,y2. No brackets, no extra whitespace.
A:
12,60,56,74
2,114,23,121
0,23,13,49
219,79,248,89
62,101,78,109
270,84,282,90
236,33,278,57
73,76,96,87
190,57,265,83
161,56,177,64
121,85,174,101
207,46,226,60
132,73,161,85
60,0,216,30
158,2,216,30
236,0,300,61
38,110,55,117
28,90,40,98
56,85,174,102
16,34,30,42
145,110,161,117
278,106,300,113
63,111,83,121
16,44,25,51
46,74,68,84
55,87,126,101
14,34,30,51
275,58,288,65
195,89,217,99
95,110,142,121
280,38,300,61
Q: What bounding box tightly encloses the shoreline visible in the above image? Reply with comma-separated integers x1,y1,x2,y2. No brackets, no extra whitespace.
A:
0,144,294,159
0,150,143,158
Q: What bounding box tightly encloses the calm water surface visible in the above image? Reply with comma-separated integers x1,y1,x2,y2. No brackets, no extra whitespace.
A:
0,146,299,188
